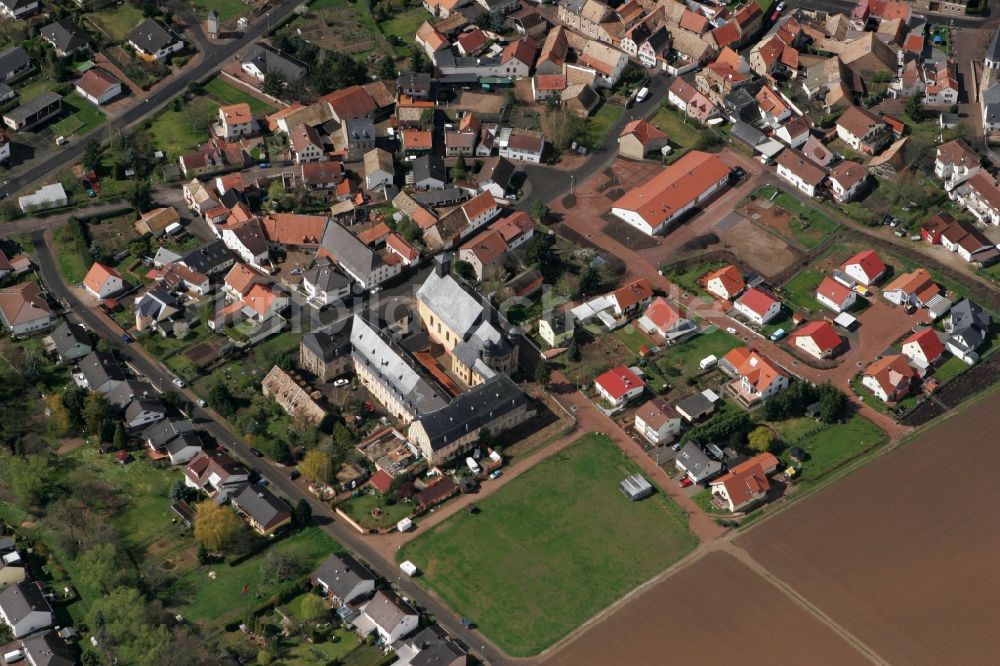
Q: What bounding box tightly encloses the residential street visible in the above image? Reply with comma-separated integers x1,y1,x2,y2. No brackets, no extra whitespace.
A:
787,0,992,28
4,0,304,199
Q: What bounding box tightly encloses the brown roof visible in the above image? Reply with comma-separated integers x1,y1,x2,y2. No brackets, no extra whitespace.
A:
301,161,344,185
138,207,180,233
679,9,709,34
289,124,323,153
534,74,567,91
220,102,252,126
611,278,654,310
403,129,433,150
460,229,507,264
620,118,667,145
828,160,868,190
884,268,936,298
84,262,122,295
461,191,497,221
777,148,827,186
76,68,120,99
358,222,391,246
494,211,533,242
936,139,980,169
506,129,544,153
0,281,50,326
864,354,916,394
260,213,328,246
635,397,680,431
322,85,377,120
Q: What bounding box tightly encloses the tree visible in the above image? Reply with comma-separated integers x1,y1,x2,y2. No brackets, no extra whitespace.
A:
298,450,333,485
83,393,110,438
419,108,435,129
113,422,126,450
45,394,73,438
818,383,849,423
193,501,241,552
89,587,172,666
82,140,103,172
63,385,87,425
546,108,583,152
568,332,582,362
299,594,327,621
208,382,235,417
3,455,50,507
530,200,549,223
747,426,776,453
904,93,924,122
128,180,153,212
378,55,397,81
534,361,552,386
267,179,286,207
453,154,467,179
77,543,130,594
453,259,477,282
575,266,601,299
396,216,420,243
261,70,287,98
169,479,195,503
292,499,312,526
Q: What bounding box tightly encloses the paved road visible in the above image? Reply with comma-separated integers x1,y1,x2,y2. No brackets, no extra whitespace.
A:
5,0,303,199
786,0,991,26
516,73,672,211
29,229,510,664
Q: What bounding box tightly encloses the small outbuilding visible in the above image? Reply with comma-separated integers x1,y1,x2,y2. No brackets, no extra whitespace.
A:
619,474,654,501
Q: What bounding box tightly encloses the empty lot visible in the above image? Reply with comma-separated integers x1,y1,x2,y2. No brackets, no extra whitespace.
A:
544,551,871,665
738,393,1000,665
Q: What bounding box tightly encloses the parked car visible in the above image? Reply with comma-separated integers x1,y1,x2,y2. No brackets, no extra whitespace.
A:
289,470,301,481
121,333,133,343
769,328,787,341
289,268,302,275
678,476,693,488
172,378,186,388
259,162,271,169
250,448,264,457
489,470,503,480
333,378,350,388
195,399,207,408
726,327,738,335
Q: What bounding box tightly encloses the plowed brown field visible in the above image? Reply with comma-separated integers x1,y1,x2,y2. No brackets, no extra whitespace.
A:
544,551,871,666
738,393,1000,665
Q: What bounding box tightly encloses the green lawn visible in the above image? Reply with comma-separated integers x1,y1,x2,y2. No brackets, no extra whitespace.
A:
774,415,886,484
752,186,839,249
52,224,90,283
933,355,968,384
579,103,624,150
380,8,429,54
662,261,724,304
16,78,60,103
655,328,742,380
615,324,654,355
398,434,696,657
651,106,700,149
190,0,247,22
203,76,276,115
174,527,339,623
276,628,362,665
338,492,413,531
52,92,106,137
780,268,824,314
86,5,145,41
147,98,215,157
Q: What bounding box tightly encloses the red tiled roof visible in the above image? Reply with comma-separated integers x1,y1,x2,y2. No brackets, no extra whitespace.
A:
386,232,419,261
595,366,644,400
260,213,328,246
502,38,538,66
611,278,654,311
402,130,433,150
461,191,496,221
534,74,567,91
842,249,885,282
903,328,944,362
322,85,377,120
711,21,741,48
370,469,393,494
794,320,841,351
76,68,120,99
493,211,533,242
736,287,779,317
722,347,786,392
220,103,252,126
612,151,730,225
817,276,853,305
680,9,709,34
620,118,667,145
458,27,487,53
358,222,391,246
705,264,744,297
460,229,507,264
643,296,682,331
84,262,121,294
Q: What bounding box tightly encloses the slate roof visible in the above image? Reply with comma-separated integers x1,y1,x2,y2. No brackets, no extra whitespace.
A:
303,259,351,293
319,221,384,282
416,270,482,338
0,47,30,77
40,19,87,53
412,155,447,185
242,43,306,81
181,239,233,275
232,483,291,531
0,582,52,626
50,320,91,358
78,350,124,390
127,19,178,53
312,553,375,601
21,630,75,666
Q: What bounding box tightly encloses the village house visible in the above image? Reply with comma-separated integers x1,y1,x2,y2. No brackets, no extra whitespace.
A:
924,60,959,105
608,278,654,318
704,264,745,301
634,397,682,445
835,105,892,155
74,68,122,106
881,268,940,308
498,129,545,163
83,262,125,300
458,230,508,281
49,320,91,363
934,139,981,190
185,449,250,500
262,365,328,426
675,442,723,484
143,418,203,465
241,43,307,82
311,553,376,605
816,276,857,312
0,281,54,337
637,296,698,341
901,327,945,370
666,79,717,123
356,591,419,644
946,299,991,364
318,221,403,289
720,347,789,404
299,329,352,382
231,483,292,535
107,379,166,430
538,310,572,348
842,249,886,286
0,582,52,639
828,160,869,203
78,350,124,395
302,258,352,309
476,156,516,198
0,0,37,20
776,148,827,197
951,172,1000,226
363,148,395,191
290,125,326,163
774,115,810,148
734,287,781,325
594,366,645,408
127,18,183,61
793,320,842,359
611,151,731,236
709,452,779,512
862,354,917,402
618,119,668,160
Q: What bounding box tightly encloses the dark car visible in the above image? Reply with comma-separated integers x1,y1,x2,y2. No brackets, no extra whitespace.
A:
289,470,301,481
460,618,475,629
121,333,133,343
732,166,746,179
250,448,264,458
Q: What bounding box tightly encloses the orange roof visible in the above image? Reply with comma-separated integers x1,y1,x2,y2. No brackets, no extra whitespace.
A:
76,68,120,99
620,118,667,145
358,222,391,246
459,114,480,133
457,27,487,53
842,249,885,281
903,328,944,361
493,211,533,242
736,287,779,317
705,264,745,297
260,213,328,245
83,262,121,294
204,205,229,220
710,461,770,506
410,205,438,231
242,282,281,317
224,262,261,296
226,202,255,227
534,74,567,91
611,278,654,311
460,229,507,264
402,130,433,150
722,347,786,392
502,37,538,65
756,87,789,116
711,21,741,48
680,9,709,34
864,354,916,394
335,180,353,198
217,172,244,192
386,232,419,261
643,296,682,331
322,85,377,120
794,320,841,351
220,103,252,126
461,191,497,221
714,47,743,70
612,151,730,226
817,276,853,305
884,268,935,298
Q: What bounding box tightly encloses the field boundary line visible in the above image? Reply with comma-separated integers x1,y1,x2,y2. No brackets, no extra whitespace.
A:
723,543,888,665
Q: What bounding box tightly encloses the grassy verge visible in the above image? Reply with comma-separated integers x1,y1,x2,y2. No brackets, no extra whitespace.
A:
203,76,276,115
398,434,696,657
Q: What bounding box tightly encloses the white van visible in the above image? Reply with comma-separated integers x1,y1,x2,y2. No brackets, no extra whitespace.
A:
635,87,650,103
466,456,482,475
55,135,68,146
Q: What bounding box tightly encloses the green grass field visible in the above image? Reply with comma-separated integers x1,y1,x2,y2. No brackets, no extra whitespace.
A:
86,5,145,41
752,186,840,249
380,8,428,54
774,415,886,484
780,268,824,314
338,492,412,530
148,98,215,157
656,328,742,380
933,355,968,384
578,104,623,149
203,76,276,115
16,78,60,103
53,92,106,137
52,224,89,283
191,0,246,22
398,434,696,656
651,106,700,149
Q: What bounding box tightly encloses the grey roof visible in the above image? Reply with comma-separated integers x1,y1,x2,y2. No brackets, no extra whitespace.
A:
363,590,417,630
50,320,91,358
673,393,714,419
987,26,1000,64
478,156,515,189
136,288,178,319
127,19,179,53
125,397,166,423
303,259,352,293
106,379,159,412
397,71,431,91
345,117,376,141
407,626,468,666
414,373,527,451
452,319,510,379
0,83,13,100
143,418,195,448
220,188,249,209
644,27,670,53
412,155,447,185
0,582,52,625
165,432,202,456
312,553,375,601
232,483,291,529
0,536,14,552
181,239,233,275
0,46,30,76
230,220,269,256
153,247,182,267
413,187,466,207
41,19,87,53
242,43,307,81
731,121,766,147
416,270,482,339
302,328,351,363
350,315,448,416
951,299,990,331
320,221,381,283
676,442,722,479
21,631,76,666
78,350,124,390
5,91,61,124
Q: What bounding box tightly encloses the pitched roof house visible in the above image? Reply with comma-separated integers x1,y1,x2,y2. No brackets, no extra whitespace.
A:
793,320,842,359
0,281,53,337
862,354,916,402
815,275,857,312
734,287,781,325
594,366,645,407
704,264,745,300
